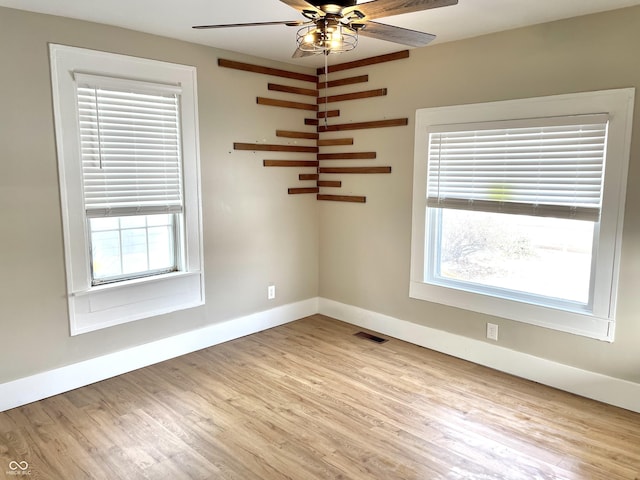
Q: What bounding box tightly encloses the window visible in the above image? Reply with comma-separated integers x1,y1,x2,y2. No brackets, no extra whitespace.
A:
75,75,184,286
410,89,634,341
89,214,177,284
50,45,204,335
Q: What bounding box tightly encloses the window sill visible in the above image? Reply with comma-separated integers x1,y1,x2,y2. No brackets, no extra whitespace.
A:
71,271,201,297
409,280,613,342
68,271,204,336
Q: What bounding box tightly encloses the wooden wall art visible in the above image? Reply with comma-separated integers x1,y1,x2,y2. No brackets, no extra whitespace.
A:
220,50,410,203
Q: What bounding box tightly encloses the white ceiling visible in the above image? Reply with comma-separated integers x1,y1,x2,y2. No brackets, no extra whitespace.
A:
2,0,640,68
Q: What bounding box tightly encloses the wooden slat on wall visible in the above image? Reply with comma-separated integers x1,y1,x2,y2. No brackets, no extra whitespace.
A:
289,187,319,195
317,138,354,146
317,110,340,119
299,174,319,181
276,130,319,140
317,75,369,90
257,97,318,111
317,194,367,203
317,180,342,187
317,152,376,160
317,50,409,75
317,89,387,104
319,166,391,174
268,83,318,97
264,160,319,167
305,118,320,126
318,118,408,132
234,142,318,153
219,58,317,83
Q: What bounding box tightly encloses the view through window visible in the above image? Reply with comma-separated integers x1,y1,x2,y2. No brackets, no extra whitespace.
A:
431,209,594,305
89,214,177,284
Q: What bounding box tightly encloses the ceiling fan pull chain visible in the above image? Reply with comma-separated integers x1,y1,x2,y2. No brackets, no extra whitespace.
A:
324,51,329,128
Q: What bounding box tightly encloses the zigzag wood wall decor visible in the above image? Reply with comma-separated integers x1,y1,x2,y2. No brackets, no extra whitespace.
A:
219,50,410,203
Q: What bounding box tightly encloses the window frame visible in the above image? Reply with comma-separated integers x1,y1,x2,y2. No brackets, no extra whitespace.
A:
410,89,634,341
50,44,204,336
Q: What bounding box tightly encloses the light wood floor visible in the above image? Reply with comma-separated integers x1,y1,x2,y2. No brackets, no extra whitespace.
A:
1,315,639,479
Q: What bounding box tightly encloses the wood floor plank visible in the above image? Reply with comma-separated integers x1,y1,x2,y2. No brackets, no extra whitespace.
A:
1,315,639,479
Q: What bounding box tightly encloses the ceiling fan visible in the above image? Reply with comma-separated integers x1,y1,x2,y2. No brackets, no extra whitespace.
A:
193,0,458,58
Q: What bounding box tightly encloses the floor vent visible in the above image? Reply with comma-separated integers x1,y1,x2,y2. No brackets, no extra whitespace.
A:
354,331,389,344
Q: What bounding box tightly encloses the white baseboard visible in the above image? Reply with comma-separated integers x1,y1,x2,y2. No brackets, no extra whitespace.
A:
0,298,318,412
4,296,638,414
318,298,640,413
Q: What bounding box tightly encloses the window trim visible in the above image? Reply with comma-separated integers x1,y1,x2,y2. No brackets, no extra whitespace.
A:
410,89,634,341
50,44,204,336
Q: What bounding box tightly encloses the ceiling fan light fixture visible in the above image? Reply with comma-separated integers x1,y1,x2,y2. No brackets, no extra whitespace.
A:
296,22,357,54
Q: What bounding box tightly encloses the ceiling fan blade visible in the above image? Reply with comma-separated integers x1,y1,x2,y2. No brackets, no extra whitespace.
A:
279,0,320,12
359,0,457,20
193,20,305,29
358,21,436,47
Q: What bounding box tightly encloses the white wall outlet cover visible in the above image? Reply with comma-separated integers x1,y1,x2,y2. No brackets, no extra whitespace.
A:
487,323,499,341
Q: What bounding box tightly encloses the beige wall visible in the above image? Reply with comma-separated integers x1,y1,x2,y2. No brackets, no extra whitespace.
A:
319,7,640,383
1,5,639,388
0,7,319,383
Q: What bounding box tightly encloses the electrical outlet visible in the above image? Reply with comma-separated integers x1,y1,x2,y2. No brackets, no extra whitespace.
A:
267,285,276,300
487,323,499,341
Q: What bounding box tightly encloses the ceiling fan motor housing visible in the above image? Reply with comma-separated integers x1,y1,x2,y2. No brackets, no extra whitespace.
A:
313,0,358,14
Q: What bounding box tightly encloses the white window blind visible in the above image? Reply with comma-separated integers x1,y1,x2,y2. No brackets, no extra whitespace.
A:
426,114,609,221
74,73,184,218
